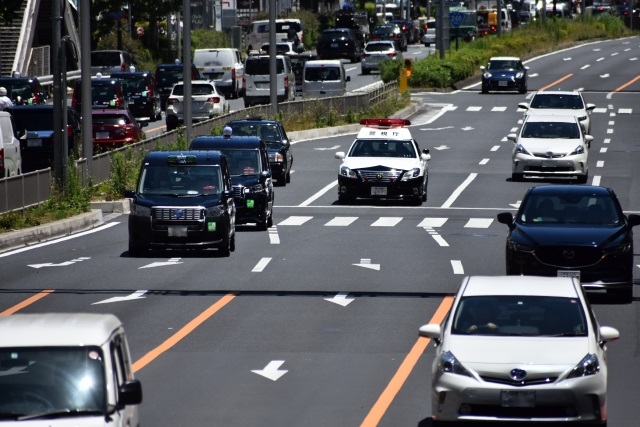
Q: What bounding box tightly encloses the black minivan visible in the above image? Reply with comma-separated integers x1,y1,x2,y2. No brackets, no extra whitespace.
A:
189,136,274,231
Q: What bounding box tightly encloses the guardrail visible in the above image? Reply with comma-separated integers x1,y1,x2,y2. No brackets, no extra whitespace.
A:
0,81,399,214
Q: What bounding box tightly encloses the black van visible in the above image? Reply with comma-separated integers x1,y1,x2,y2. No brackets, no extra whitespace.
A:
124,151,236,256
189,136,274,231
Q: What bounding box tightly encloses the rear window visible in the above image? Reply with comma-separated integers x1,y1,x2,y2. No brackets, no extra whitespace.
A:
117,76,148,95
276,22,302,33
194,50,234,66
365,42,394,52
156,68,184,86
171,84,215,96
245,58,284,75
92,114,132,125
321,30,348,39
91,52,122,66
305,66,341,82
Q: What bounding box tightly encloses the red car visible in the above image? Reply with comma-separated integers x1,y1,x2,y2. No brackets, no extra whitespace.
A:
92,109,145,152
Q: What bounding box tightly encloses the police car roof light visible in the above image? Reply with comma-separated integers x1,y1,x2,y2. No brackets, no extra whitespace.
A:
360,118,411,128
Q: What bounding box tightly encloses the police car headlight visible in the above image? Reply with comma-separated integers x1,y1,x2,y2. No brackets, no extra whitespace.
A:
206,205,226,216
401,168,420,181
131,203,151,217
269,152,284,162
340,166,357,178
515,144,532,156
483,72,492,78
245,184,264,193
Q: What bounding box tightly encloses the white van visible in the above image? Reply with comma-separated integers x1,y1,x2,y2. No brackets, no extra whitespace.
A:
243,54,295,107
193,48,244,99
0,313,142,426
302,60,351,99
244,19,304,54
0,111,22,178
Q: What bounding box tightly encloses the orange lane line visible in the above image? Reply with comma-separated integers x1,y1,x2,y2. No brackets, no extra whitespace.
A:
614,75,640,92
360,296,455,427
0,290,55,315
132,293,237,373
538,73,574,92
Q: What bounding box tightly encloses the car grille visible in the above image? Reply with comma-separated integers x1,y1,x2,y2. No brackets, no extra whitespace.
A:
532,152,567,158
153,207,204,222
463,404,577,418
358,170,402,182
233,186,245,201
535,246,602,267
481,375,558,387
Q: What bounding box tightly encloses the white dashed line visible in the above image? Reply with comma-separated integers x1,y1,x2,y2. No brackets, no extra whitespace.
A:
619,109,632,114
278,216,313,226
492,107,507,112
252,257,272,272
451,260,464,275
467,106,482,112
580,65,590,69
479,158,489,165
491,145,500,152
607,129,614,134
269,228,280,245
597,161,605,168
604,138,611,144
325,217,358,226
600,147,608,153
417,218,448,228
465,218,493,228
371,217,402,227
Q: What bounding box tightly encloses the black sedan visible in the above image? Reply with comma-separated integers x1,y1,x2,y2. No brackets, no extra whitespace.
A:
480,56,528,94
316,28,362,63
497,185,640,301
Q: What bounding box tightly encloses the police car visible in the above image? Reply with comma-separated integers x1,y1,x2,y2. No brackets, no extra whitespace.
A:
335,118,431,204
124,151,236,256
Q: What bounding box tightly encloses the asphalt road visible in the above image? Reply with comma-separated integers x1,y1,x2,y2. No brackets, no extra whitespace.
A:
2,38,640,426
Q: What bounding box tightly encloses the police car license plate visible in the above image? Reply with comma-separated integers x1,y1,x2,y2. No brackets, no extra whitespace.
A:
96,132,109,139
27,139,42,147
501,390,535,407
499,80,508,87
558,270,580,279
168,226,188,237
371,187,387,196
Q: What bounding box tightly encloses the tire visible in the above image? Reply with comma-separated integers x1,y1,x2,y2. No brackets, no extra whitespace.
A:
218,233,231,257
286,171,291,183
362,68,370,75
412,196,423,206
230,232,236,252
128,241,146,257
338,194,354,204
481,86,489,94
257,207,269,231
512,173,523,182
608,285,632,302
277,172,287,187
519,85,528,94
577,172,589,184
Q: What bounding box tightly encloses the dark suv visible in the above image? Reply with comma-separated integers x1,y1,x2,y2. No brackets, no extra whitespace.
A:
189,136,274,230
110,70,162,121
124,151,236,257
0,76,47,105
316,28,362,63
7,105,81,172
225,117,293,186
154,63,201,111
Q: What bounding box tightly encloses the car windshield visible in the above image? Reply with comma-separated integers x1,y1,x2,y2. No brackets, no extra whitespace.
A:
530,94,585,109
304,66,341,81
117,77,148,96
348,139,416,158
451,296,587,337
0,347,107,418
138,165,222,196
521,122,580,138
220,149,262,176
245,58,284,75
487,60,521,70
518,194,622,225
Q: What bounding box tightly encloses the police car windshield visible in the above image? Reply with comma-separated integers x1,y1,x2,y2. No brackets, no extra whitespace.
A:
139,166,222,196
221,149,262,176
348,139,416,158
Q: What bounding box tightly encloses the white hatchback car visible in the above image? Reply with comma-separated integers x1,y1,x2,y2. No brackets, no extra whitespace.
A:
420,275,619,425
334,118,430,204
519,90,596,134
165,80,228,131
508,114,593,183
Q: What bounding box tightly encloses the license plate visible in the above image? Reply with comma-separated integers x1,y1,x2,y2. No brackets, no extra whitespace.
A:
499,80,508,87
558,270,580,279
27,139,42,147
96,132,110,139
501,390,535,407
542,160,557,167
168,226,188,237
371,187,387,196
331,43,339,48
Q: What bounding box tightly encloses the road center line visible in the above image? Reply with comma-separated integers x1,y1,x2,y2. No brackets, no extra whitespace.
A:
538,73,573,91
441,173,477,208
298,180,337,207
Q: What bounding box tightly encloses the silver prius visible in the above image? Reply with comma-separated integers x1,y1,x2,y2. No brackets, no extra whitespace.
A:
420,275,619,425
508,114,593,183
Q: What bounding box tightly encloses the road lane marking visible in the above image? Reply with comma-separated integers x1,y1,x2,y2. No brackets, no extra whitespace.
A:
298,181,337,207
132,293,237,372
269,227,280,244
252,257,272,272
491,145,500,151
465,218,493,228
0,290,55,315
592,176,601,186
451,260,464,274
325,217,358,226
538,73,573,91
278,216,313,226
371,217,402,227
597,161,605,167
441,173,477,208
417,218,447,227
580,64,590,70
360,296,455,427
479,158,489,165
613,75,640,92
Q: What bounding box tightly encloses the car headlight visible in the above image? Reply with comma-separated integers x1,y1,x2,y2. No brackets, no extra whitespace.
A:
515,144,532,155
577,115,587,121
206,205,226,217
483,72,492,78
340,165,357,178
269,152,284,162
401,167,421,181
507,240,534,252
570,145,585,155
604,242,631,255
438,351,472,377
516,72,524,79
567,354,600,378
245,184,264,193
131,203,151,217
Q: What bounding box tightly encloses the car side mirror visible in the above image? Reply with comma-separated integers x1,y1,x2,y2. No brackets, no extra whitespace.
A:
335,151,345,160
507,133,518,142
497,212,515,229
586,103,596,112
518,102,529,110
480,65,486,71
627,213,640,227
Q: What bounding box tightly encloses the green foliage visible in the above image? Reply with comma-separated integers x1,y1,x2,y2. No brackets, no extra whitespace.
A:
191,29,230,50
95,32,156,73
379,59,403,83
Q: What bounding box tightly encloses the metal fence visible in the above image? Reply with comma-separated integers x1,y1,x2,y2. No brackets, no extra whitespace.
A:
0,80,399,214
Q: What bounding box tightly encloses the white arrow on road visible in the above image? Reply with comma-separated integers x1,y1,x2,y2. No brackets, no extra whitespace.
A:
353,258,380,271
433,145,449,150
420,126,453,131
252,360,288,381
324,292,355,307
314,145,341,151
29,257,91,269
93,290,148,305
509,200,522,209
461,126,474,131
139,258,182,269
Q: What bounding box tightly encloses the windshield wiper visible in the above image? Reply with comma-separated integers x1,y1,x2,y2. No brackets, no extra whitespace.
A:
19,409,104,421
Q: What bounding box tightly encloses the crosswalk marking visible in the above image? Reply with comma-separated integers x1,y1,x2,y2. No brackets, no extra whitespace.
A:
325,217,358,226
465,218,493,228
417,218,448,227
371,217,402,227
278,216,313,226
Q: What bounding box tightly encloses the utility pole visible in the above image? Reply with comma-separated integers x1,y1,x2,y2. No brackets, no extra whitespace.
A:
53,0,65,189
80,0,93,177
183,0,192,144
269,0,277,116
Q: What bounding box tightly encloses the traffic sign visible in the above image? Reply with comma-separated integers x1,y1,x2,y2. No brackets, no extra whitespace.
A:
450,11,464,28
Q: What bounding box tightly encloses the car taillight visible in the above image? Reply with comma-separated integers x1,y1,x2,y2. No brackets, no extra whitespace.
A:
388,52,396,57
232,68,236,81
207,97,220,103
67,125,73,138
362,53,370,58
284,75,289,90
0,148,4,169
167,98,176,106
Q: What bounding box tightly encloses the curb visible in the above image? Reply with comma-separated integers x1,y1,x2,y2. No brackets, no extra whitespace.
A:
0,210,103,254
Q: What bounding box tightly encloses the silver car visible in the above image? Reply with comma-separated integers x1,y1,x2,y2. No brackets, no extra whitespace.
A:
519,90,596,134
361,41,402,75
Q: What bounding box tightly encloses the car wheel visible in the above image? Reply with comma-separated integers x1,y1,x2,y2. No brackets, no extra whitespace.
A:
424,43,430,47
362,68,370,75
218,233,231,257
481,86,489,94
257,206,270,231
230,232,236,252
338,194,354,204
511,173,523,182
128,241,146,257
286,171,291,183
519,85,527,94
422,191,427,202
275,172,287,187
577,172,589,184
